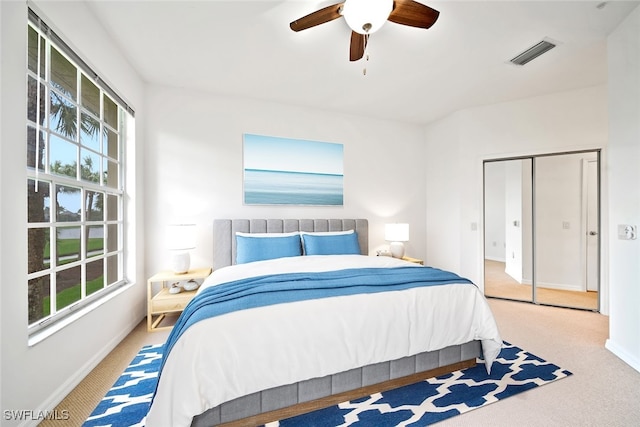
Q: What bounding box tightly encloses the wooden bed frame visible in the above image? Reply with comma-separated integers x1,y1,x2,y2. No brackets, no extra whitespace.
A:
189,219,481,426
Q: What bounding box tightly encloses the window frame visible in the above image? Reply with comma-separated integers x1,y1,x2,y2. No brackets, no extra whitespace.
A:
26,10,134,336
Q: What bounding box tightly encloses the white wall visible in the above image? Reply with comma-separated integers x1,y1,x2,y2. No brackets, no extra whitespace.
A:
144,86,428,276
504,160,525,283
606,5,640,372
423,85,608,300
0,2,146,425
0,0,4,417
483,162,506,262
420,114,464,274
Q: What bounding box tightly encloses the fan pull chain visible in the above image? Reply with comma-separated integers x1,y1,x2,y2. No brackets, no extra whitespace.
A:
363,34,370,76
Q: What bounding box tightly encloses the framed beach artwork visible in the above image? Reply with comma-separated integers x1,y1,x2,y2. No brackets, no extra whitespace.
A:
243,134,344,205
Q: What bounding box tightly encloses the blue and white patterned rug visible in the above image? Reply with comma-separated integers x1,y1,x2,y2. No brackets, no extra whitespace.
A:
83,343,163,427
84,342,571,427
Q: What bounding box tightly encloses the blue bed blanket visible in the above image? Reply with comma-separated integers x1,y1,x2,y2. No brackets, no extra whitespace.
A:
160,266,473,374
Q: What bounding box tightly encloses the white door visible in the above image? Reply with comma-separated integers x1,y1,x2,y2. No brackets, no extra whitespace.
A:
586,160,599,292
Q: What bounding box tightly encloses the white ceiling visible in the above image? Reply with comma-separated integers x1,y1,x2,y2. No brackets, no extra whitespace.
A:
86,0,639,125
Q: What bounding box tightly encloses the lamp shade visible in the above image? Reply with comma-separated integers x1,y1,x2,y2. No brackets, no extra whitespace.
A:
385,223,409,258
167,224,196,250
167,224,196,274
342,0,393,34
385,223,410,242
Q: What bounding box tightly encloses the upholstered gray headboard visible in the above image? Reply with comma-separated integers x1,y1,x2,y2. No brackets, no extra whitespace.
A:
213,219,369,269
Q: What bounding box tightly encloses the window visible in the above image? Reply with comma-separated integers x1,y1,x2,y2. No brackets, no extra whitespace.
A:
26,11,134,333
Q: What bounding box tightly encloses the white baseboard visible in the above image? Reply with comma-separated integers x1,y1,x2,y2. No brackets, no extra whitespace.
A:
516,278,582,292
605,339,640,374
19,314,144,427
535,281,583,292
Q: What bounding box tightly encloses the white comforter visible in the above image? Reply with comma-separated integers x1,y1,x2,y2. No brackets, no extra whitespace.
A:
146,255,502,426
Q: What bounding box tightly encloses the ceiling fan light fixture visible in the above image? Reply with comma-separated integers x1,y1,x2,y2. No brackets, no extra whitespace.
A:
342,0,393,34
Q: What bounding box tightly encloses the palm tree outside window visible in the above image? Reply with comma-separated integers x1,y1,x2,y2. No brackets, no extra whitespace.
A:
26,11,133,334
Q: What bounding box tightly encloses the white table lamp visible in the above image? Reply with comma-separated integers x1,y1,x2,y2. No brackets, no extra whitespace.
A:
167,224,196,274
385,223,409,258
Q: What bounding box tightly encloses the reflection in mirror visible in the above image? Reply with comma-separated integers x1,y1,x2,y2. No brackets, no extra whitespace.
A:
483,152,599,311
534,152,598,310
484,159,533,302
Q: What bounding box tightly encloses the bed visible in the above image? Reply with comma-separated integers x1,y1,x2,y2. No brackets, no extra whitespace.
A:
146,219,502,427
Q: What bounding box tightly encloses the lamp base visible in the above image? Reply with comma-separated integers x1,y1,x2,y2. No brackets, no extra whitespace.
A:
171,252,190,274
389,242,405,258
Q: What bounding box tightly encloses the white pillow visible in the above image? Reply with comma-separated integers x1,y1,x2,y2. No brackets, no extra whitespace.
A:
235,231,300,238
299,229,354,236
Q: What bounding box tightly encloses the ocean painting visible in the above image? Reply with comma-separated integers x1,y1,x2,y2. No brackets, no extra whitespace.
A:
243,134,344,205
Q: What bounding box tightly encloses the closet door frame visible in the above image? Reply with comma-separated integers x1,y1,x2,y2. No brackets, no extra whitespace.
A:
483,149,601,312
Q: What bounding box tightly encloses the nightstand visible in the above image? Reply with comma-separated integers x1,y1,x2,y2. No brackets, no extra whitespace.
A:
147,267,212,331
402,256,424,265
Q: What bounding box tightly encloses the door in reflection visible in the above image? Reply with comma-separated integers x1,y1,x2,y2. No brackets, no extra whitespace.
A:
483,151,599,311
484,159,533,303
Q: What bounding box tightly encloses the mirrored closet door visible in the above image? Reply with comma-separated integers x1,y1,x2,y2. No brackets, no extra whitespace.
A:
483,151,599,311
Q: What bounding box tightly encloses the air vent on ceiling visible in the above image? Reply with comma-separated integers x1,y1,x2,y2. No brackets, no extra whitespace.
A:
510,39,557,66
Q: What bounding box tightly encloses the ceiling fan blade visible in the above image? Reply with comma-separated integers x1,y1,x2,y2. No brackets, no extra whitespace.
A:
290,2,345,32
388,0,440,29
349,31,367,62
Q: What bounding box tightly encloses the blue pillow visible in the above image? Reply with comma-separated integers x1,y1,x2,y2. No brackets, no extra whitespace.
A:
236,233,302,264
302,232,361,256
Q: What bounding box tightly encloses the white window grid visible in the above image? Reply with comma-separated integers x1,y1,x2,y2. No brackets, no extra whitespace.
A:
26,21,127,331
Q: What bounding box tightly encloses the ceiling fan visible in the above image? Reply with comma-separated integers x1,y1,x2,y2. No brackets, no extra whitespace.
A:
289,0,440,62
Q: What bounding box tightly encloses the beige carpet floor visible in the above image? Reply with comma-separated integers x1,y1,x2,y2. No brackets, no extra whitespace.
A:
38,319,170,427
41,300,640,427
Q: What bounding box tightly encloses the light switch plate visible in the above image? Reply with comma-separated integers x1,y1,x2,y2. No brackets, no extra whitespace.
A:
618,224,637,240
